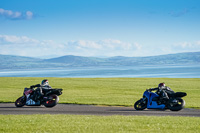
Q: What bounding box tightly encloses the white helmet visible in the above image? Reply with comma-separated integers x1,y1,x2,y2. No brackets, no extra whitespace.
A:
41,79,49,86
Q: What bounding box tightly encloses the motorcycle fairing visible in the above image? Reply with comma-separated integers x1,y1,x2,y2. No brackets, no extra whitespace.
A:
143,91,165,109
25,94,40,106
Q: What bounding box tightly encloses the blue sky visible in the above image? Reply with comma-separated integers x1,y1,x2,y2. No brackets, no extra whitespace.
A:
0,0,200,58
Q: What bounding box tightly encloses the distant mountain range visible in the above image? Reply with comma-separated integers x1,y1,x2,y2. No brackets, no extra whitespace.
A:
0,52,200,69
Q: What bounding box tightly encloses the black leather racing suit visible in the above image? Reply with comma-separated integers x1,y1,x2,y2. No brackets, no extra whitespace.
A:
30,84,52,101
149,86,175,100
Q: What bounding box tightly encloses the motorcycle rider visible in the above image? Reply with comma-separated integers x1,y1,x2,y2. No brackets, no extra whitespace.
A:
149,83,175,102
30,79,52,101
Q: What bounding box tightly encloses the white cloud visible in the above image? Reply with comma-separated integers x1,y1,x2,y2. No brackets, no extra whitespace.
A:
197,41,200,45
0,35,55,57
74,40,102,49
1,35,200,58
174,41,200,50
26,11,33,19
0,35,39,44
66,39,142,56
0,35,144,57
157,41,200,55
0,8,34,20
99,39,141,51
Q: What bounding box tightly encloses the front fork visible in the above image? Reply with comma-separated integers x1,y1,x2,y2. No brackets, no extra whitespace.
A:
141,96,147,104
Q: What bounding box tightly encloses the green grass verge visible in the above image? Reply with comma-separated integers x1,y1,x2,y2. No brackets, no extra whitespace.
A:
0,77,199,108
0,114,200,133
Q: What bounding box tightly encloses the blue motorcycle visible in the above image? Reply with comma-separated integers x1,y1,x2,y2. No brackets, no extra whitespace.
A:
134,89,187,111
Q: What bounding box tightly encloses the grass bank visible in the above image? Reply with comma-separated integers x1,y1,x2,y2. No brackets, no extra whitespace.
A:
0,114,200,133
0,77,199,108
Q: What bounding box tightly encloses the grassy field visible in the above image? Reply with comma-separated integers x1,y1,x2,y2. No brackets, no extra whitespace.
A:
0,77,199,108
0,114,200,133
0,77,200,133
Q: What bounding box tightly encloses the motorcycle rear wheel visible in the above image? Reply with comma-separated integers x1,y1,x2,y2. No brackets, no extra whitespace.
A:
168,98,185,111
134,99,147,110
43,94,59,108
15,96,26,107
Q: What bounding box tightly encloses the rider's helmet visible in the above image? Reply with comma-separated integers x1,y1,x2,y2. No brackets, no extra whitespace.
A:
41,79,49,86
158,83,165,88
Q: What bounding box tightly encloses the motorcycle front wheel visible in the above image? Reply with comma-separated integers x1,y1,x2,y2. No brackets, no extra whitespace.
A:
15,96,26,107
168,98,185,111
43,94,59,108
134,99,147,110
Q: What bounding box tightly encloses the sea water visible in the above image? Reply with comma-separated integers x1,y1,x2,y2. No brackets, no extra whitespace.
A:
0,65,199,78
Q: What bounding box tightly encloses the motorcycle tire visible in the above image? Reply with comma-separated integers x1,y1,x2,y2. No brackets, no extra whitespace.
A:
134,99,147,110
15,96,26,107
168,98,185,111
43,94,59,108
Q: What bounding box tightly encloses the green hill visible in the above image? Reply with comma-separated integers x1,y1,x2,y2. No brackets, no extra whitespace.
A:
0,52,200,69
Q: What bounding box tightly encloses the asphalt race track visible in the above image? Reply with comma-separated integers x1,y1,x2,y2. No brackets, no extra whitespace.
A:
0,103,199,117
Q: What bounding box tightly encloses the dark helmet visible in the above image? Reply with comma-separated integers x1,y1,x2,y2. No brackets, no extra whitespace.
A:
41,79,49,86
158,83,165,88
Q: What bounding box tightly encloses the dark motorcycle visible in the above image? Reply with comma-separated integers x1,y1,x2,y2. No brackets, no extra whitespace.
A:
134,89,187,111
15,87,63,108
